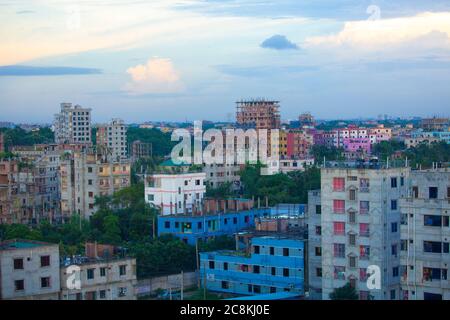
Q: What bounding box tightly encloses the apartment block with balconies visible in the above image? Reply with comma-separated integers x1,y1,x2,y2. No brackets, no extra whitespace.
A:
399,168,450,300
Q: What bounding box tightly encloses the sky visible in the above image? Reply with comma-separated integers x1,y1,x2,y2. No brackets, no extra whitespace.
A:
1,0,450,123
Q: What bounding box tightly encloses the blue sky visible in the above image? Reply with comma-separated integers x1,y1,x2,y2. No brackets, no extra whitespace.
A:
1,0,450,123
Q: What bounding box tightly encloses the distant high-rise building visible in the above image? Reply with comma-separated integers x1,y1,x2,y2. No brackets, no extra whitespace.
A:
299,112,316,128
236,99,280,130
420,117,449,132
96,119,127,161
53,103,92,144
0,132,4,153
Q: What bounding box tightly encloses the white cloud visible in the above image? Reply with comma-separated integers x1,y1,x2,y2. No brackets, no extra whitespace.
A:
304,11,450,56
123,58,185,95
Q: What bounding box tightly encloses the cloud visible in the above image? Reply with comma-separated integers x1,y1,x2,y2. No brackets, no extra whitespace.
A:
123,58,185,95
305,12,450,50
216,64,318,77
260,34,298,50
0,65,101,76
16,10,35,15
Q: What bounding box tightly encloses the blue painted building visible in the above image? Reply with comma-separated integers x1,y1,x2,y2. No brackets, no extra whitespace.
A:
199,236,305,296
157,208,271,245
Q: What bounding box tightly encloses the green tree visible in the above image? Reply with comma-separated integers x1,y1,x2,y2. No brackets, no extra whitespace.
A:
329,283,359,300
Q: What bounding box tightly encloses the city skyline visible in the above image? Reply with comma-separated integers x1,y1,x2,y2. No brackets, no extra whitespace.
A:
1,0,450,122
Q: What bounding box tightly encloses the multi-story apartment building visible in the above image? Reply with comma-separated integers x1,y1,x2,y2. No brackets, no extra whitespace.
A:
400,168,450,300
236,99,280,130
0,240,60,300
129,140,152,162
203,163,243,190
265,158,315,175
0,132,4,152
0,159,20,224
200,236,306,296
59,150,131,219
320,163,409,300
158,199,270,245
145,171,206,215
54,103,92,144
307,190,322,300
286,129,314,159
60,243,137,300
420,117,449,132
96,119,127,161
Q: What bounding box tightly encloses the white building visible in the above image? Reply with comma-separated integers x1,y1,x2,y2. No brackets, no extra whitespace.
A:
400,168,450,300
307,190,323,300
265,158,315,175
96,119,127,161
54,103,92,144
0,240,60,300
320,164,409,300
203,163,242,190
145,172,206,215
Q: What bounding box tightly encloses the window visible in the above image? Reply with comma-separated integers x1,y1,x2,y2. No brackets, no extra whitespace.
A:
333,243,345,258
315,226,322,235
360,245,370,260
223,262,228,271
412,186,419,198
119,265,127,276
359,223,370,237
253,285,261,294
349,189,356,201
349,211,356,223
391,177,397,188
269,247,275,255
41,277,51,288
316,268,322,277
423,241,442,253
333,178,345,191
270,287,277,293
315,247,322,256
253,245,260,254
99,290,106,299
40,255,50,267
221,281,229,289
100,267,106,277
390,289,396,300
209,261,215,269
88,192,94,198
271,267,276,276
195,179,201,186
349,256,357,268
333,200,345,214
316,205,321,214
391,200,398,211
429,187,438,199
118,287,127,297
391,222,398,233
283,268,290,277
349,234,356,246
360,178,370,192
333,222,345,235
253,265,260,274
164,221,170,229
15,280,24,291
392,244,398,256
360,201,369,214
400,177,404,186
393,267,399,277
334,266,345,280
147,194,154,201
360,268,368,282
14,258,24,270
87,268,95,280
283,248,289,257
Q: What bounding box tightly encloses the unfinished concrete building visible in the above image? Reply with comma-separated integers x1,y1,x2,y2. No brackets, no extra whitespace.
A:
236,99,281,130
96,119,127,161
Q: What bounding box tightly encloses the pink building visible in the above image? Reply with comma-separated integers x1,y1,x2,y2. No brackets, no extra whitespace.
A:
342,137,371,154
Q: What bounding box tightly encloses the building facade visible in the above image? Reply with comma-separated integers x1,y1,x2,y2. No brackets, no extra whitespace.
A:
0,240,60,300
200,236,305,296
145,172,206,216
400,168,450,300
96,119,127,161
320,164,410,300
236,99,280,130
54,103,92,144
307,190,323,300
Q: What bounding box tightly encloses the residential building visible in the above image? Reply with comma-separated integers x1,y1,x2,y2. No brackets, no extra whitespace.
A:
420,117,449,132
265,158,314,175
145,172,206,216
200,235,306,296
130,140,152,162
286,129,314,159
0,240,60,300
400,168,450,300
320,162,410,300
59,150,131,220
60,243,137,300
307,190,322,300
157,198,270,245
0,132,4,152
204,163,243,190
299,112,316,128
236,99,280,130
54,103,92,144
0,159,20,224
96,119,127,161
